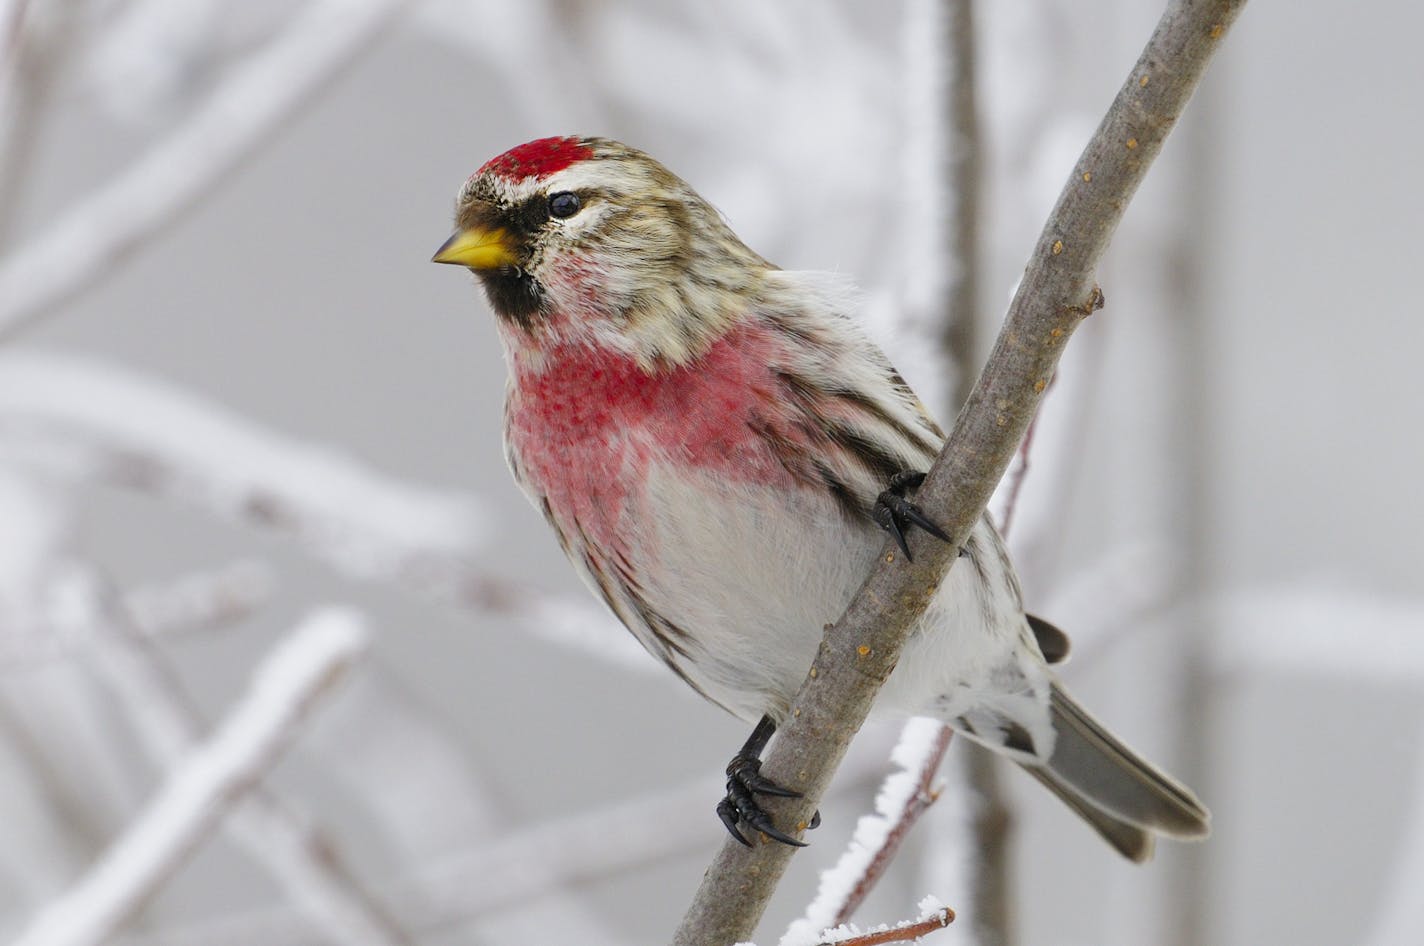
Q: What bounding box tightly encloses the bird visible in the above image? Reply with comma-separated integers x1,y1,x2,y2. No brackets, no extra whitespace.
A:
433,135,1209,861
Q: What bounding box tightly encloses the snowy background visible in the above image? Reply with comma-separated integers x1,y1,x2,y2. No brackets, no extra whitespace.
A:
1,1,1422,945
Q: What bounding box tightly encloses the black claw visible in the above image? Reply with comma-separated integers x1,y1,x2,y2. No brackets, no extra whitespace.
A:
808,809,822,830
717,798,752,847
874,469,952,561
719,720,809,848
900,504,951,543
876,504,913,559
744,809,808,847
735,766,802,798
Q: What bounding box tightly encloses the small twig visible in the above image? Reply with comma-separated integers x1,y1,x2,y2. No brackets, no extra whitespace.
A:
786,720,953,943
840,733,952,923
817,907,955,946
10,609,369,946
58,571,411,946
994,372,1053,540
834,724,953,926
673,3,1248,942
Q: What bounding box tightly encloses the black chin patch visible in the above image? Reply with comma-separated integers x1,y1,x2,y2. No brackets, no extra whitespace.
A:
479,269,546,329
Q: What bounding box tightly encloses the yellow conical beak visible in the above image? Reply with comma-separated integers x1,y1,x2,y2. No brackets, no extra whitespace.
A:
431,226,519,270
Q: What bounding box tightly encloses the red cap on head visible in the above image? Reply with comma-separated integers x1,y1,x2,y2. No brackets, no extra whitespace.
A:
477,136,595,183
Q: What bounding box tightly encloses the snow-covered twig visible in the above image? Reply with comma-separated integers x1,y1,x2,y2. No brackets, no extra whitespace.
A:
53,572,411,946
10,608,370,946
791,896,955,946
817,908,954,946
786,719,953,943
816,910,954,946
0,0,408,339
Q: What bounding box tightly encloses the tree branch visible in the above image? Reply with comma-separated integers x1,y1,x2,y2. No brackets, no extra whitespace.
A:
817,905,955,946
10,608,369,946
673,2,1248,942
0,0,407,340
63,571,412,946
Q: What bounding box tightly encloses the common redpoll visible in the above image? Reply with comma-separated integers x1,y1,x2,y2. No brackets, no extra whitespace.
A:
435,136,1209,861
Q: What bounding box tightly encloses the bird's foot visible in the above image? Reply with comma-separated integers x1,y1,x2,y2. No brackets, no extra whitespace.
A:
716,754,819,847
874,470,955,561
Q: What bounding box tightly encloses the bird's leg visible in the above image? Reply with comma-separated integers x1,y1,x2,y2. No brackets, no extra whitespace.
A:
873,470,959,562
716,715,820,847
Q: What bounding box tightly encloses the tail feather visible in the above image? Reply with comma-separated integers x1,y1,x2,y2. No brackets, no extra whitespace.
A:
1041,682,1210,841
1023,765,1156,862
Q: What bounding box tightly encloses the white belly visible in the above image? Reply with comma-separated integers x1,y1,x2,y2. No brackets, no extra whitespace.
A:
636,463,1041,726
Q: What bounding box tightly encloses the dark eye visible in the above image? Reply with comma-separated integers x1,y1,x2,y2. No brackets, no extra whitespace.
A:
548,191,581,219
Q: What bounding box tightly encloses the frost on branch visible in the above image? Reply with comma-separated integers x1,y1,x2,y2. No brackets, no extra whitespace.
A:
10,609,370,946
0,351,484,578
0,0,407,339
761,895,953,946
783,718,952,944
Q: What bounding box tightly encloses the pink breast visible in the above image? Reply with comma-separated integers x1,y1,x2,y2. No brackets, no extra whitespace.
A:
505,322,807,548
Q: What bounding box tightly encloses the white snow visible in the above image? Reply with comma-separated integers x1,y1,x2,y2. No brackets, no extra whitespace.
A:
10,608,369,946
782,718,949,946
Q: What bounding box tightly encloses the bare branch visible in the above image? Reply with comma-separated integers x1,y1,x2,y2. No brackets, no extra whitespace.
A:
0,0,408,340
10,608,369,946
673,3,1248,942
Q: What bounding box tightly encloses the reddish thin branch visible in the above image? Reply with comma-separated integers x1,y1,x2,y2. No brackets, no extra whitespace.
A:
995,371,1055,539
832,725,954,925
819,907,956,946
